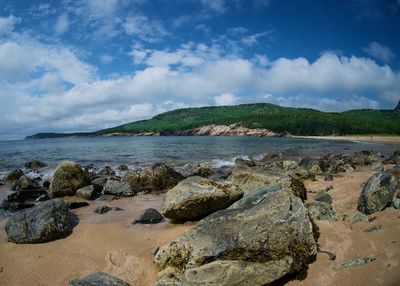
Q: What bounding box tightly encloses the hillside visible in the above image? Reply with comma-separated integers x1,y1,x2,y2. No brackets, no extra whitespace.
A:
26,103,400,139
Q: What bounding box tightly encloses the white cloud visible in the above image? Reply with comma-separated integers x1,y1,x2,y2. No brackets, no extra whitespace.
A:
363,42,396,62
242,31,274,46
0,15,19,34
54,14,69,35
214,93,240,106
123,15,169,42
200,0,227,13
100,54,113,64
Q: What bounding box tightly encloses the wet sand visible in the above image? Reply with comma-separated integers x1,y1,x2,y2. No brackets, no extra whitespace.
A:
295,135,400,145
0,168,399,285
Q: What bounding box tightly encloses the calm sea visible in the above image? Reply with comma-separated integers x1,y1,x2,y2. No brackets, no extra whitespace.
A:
0,136,397,175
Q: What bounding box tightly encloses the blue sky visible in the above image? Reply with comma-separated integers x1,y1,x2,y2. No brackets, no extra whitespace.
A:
0,0,399,139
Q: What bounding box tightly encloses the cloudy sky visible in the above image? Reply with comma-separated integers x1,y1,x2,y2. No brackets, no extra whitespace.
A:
0,0,399,139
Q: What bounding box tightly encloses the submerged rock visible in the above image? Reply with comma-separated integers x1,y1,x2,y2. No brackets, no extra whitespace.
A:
155,184,317,285
51,161,91,197
161,176,242,221
68,272,130,286
24,160,47,169
5,199,72,243
336,256,376,270
94,205,123,214
133,208,164,224
357,172,395,215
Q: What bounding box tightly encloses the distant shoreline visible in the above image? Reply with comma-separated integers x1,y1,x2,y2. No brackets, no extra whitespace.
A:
294,135,400,145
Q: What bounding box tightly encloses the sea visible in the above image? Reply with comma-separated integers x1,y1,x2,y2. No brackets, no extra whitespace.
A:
0,136,397,179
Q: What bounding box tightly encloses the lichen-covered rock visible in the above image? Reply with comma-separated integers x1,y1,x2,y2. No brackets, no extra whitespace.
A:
4,169,24,182
133,208,164,224
155,184,317,285
123,163,184,192
347,211,370,223
68,272,130,286
75,185,97,200
335,256,376,270
357,172,395,215
191,164,213,177
103,179,135,197
352,151,380,167
306,201,337,221
51,161,91,197
97,166,115,176
5,199,72,243
313,193,333,204
161,176,242,221
230,164,307,201
24,160,47,169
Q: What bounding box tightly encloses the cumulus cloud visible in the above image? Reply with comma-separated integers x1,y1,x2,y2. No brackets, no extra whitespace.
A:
0,15,19,34
123,15,169,42
363,42,396,62
54,14,69,35
214,93,240,106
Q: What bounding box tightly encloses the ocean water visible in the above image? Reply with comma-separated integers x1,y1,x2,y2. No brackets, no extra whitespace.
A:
0,136,395,175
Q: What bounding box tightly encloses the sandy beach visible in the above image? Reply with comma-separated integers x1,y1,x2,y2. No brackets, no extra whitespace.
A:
295,135,400,145
1,166,399,286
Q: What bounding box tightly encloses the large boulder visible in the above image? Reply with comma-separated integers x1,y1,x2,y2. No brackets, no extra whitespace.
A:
103,179,135,197
155,184,317,285
230,164,307,201
161,176,242,221
68,272,130,286
357,172,395,215
5,199,72,243
24,160,47,169
123,163,184,192
51,161,91,197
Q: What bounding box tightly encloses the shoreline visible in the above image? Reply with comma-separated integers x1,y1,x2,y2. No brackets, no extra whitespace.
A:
294,135,400,145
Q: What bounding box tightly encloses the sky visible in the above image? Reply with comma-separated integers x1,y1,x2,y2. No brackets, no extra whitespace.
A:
0,0,399,140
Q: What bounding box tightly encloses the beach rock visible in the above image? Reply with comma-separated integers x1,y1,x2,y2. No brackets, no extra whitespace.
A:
161,176,242,221
335,256,376,270
191,164,213,177
235,158,256,167
230,164,307,200
324,173,334,181
97,166,115,176
7,189,48,203
92,177,108,192
9,202,35,212
51,161,91,197
12,175,42,191
352,151,380,167
384,151,400,165
4,169,24,181
24,160,47,169
357,172,395,215
123,163,184,192
306,201,337,221
299,157,322,176
314,193,333,204
364,224,383,233
181,257,293,286
155,184,317,285
103,179,135,197
76,185,97,200
42,180,51,189
67,201,89,209
94,205,123,214
133,208,164,224
5,199,72,243
117,165,129,171
35,193,50,202
68,272,130,286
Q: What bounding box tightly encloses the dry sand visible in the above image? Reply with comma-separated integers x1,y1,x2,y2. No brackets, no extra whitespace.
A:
294,135,400,145
0,168,399,286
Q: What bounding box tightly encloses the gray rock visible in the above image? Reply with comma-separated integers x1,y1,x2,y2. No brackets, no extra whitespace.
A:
191,164,213,177
324,173,334,181
357,172,395,215
68,272,130,286
51,161,91,197
235,158,256,167
117,165,129,171
9,202,36,212
8,189,48,203
4,169,24,181
24,160,47,169
306,201,337,221
12,175,42,191
314,193,333,204
155,184,317,285
347,211,370,223
97,166,115,176
94,205,123,214
161,176,242,221
384,151,400,165
92,177,108,192
364,224,383,233
5,199,72,243
393,198,400,209
76,185,97,200
103,179,135,197
133,208,164,224
336,256,376,270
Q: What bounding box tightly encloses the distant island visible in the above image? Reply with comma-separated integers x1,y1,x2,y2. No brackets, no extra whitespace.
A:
25,102,400,139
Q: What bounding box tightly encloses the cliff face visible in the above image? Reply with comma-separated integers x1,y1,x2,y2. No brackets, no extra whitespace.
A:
161,124,281,137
